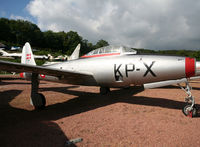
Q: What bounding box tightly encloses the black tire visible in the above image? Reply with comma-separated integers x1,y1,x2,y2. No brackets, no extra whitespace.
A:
182,105,197,117
38,93,46,109
32,93,46,110
100,87,110,95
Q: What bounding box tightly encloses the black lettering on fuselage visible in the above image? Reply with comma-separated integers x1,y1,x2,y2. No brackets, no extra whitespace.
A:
114,64,123,81
125,64,135,77
114,61,156,81
143,61,156,77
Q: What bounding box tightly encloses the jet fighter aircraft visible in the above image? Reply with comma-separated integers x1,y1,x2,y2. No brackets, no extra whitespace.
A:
0,48,49,59
43,44,81,65
0,43,199,117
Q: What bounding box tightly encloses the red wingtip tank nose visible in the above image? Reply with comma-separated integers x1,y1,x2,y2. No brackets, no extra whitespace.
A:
20,72,24,78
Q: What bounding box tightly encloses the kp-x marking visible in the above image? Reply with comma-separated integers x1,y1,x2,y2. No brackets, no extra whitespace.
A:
114,61,156,81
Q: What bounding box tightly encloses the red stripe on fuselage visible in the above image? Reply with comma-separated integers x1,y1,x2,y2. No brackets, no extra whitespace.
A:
185,57,195,78
81,53,120,58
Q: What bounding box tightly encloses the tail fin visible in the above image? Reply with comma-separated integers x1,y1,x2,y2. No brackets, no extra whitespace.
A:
47,54,54,61
68,44,80,60
21,42,36,65
0,49,9,56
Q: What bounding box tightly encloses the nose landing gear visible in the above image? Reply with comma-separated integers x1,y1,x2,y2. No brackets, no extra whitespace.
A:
182,104,197,118
178,81,197,117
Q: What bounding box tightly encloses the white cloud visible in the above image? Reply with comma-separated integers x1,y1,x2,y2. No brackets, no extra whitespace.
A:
10,14,31,22
27,0,200,49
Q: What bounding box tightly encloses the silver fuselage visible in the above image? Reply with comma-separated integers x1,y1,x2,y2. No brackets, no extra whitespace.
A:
35,54,199,87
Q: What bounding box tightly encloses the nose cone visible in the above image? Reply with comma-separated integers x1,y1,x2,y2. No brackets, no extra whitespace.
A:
185,57,195,78
196,61,200,76
185,58,200,77
20,72,24,78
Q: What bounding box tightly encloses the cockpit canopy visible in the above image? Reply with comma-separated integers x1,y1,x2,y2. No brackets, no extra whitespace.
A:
82,45,137,58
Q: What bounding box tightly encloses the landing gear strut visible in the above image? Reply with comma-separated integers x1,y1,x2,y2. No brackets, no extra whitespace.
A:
178,81,197,117
31,73,46,109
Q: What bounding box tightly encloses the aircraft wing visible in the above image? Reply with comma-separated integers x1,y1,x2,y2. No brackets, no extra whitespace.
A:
190,76,200,80
143,78,188,89
0,60,97,85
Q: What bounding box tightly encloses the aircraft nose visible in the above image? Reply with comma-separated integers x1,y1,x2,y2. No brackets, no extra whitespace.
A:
195,61,200,76
185,57,195,78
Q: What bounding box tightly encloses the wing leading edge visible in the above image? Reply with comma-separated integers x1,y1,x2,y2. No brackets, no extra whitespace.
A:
0,60,97,85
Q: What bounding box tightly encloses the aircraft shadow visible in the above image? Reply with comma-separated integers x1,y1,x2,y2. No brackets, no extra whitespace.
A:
1,84,200,146
39,86,200,121
0,90,76,147
0,81,46,86
0,81,31,85
0,77,22,80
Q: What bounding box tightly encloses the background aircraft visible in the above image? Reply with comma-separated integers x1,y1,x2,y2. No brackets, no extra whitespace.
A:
0,47,49,60
47,44,81,62
43,44,81,65
0,43,199,117
10,46,20,51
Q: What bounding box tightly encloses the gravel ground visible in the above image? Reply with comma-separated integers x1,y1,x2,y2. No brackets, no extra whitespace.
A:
1,75,200,147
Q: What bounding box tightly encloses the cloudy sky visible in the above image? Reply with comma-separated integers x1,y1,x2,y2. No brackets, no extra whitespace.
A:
1,0,200,50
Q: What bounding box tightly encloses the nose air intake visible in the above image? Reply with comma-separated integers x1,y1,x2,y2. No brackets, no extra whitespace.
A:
185,57,195,78
195,61,200,76
185,57,200,77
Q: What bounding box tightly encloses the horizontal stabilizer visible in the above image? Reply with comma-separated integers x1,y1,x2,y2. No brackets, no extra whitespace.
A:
0,49,8,56
190,76,200,80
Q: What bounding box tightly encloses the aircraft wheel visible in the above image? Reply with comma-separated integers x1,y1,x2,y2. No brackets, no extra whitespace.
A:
32,93,46,109
100,87,110,95
182,105,197,117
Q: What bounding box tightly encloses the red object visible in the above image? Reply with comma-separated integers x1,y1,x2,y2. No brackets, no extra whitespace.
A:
26,53,31,60
40,74,45,78
81,53,120,58
20,72,24,78
185,57,195,78
188,111,193,118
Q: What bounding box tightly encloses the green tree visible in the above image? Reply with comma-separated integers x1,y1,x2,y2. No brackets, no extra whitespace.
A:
0,18,15,43
64,31,82,55
0,18,111,55
80,39,93,55
94,39,109,49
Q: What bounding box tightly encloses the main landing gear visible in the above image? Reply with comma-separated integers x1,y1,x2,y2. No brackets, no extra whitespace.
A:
31,73,46,109
100,87,110,95
178,81,197,117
